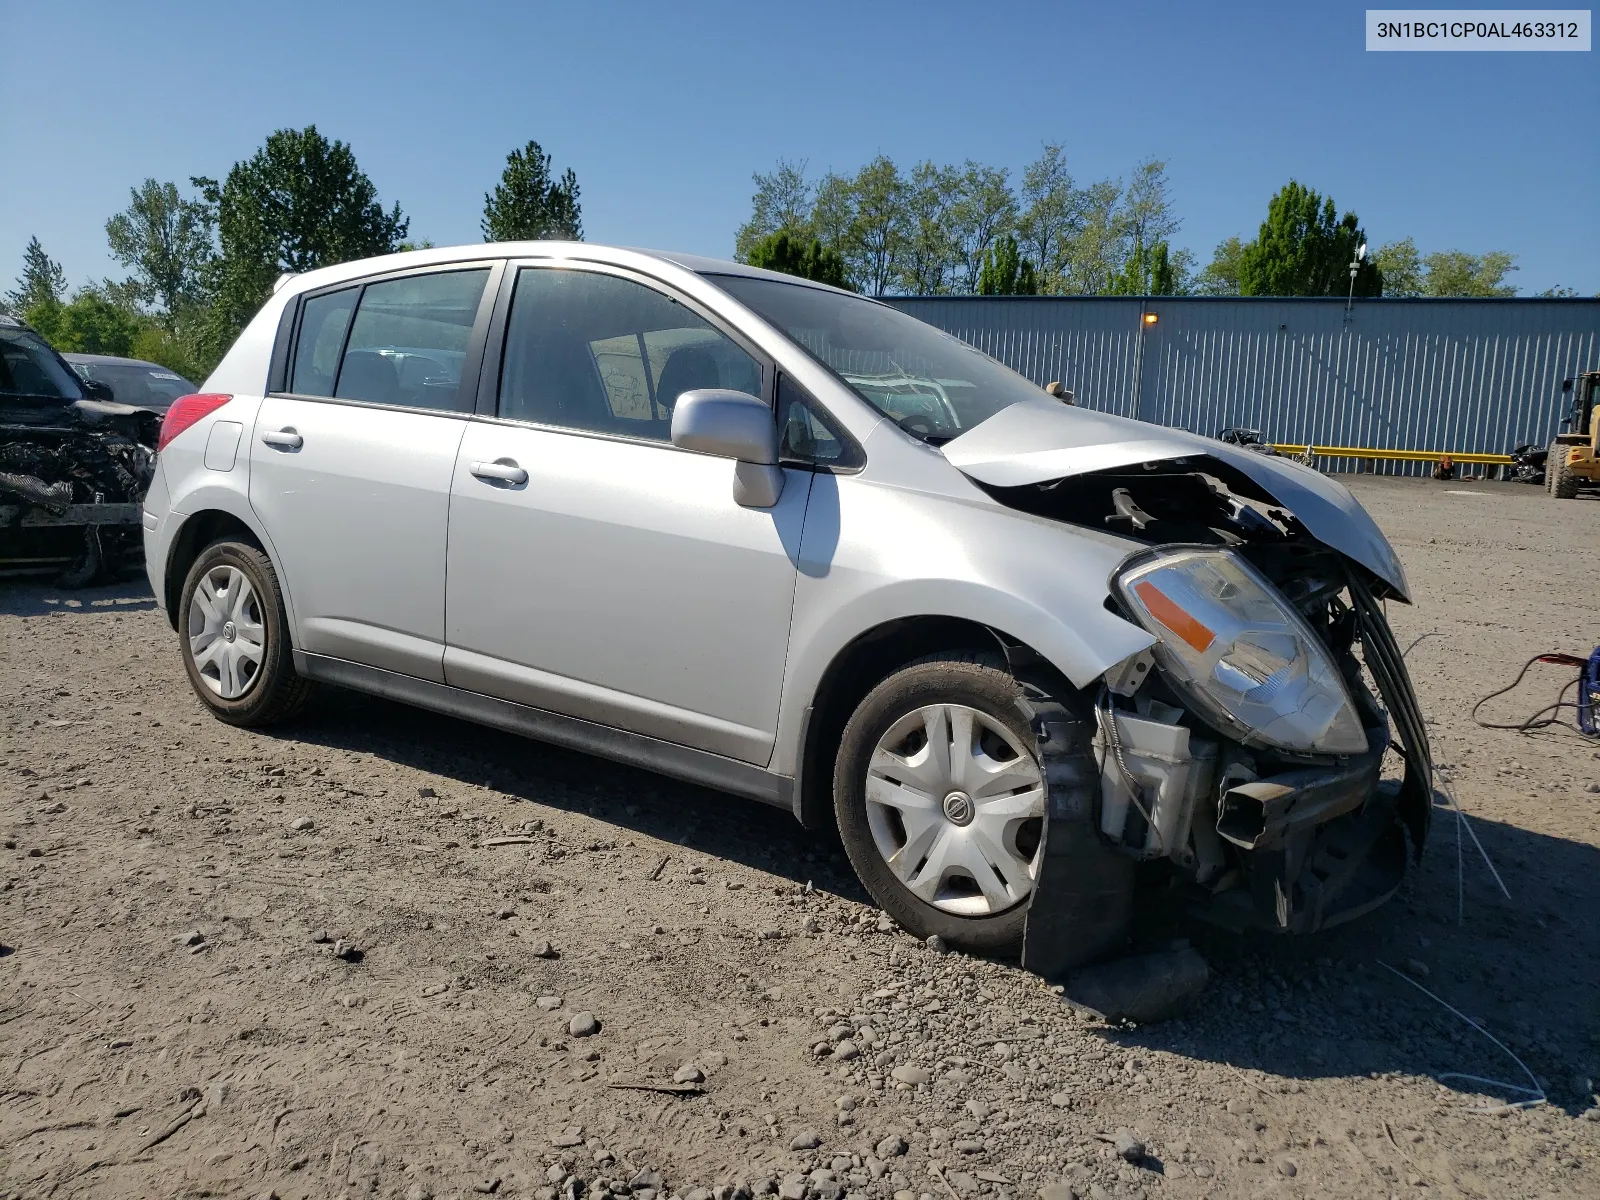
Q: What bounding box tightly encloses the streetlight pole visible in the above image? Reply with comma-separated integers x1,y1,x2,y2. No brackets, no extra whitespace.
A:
1345,241,1368,317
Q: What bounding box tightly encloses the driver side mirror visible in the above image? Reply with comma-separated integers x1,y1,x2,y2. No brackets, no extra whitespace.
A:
82,379,116,403
670,389,785,508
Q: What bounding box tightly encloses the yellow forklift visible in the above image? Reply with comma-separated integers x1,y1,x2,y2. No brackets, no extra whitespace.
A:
1549,371,1600,498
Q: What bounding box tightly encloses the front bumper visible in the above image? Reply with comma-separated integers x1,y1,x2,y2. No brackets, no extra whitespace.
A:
1023,569,1432,971
1200,574,1433,933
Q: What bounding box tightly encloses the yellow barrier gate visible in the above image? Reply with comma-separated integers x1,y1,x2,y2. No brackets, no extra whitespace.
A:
1270,445,1514,466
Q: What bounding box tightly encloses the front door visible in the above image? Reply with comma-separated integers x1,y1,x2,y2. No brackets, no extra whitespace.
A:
250,266,492,681
443,265,809,765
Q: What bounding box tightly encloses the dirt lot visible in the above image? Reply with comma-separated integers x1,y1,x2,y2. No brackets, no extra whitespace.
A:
3,475,1599,1200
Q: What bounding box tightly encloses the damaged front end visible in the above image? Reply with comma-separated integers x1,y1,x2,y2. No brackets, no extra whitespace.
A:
1013,459,1431,966
0,396,159,584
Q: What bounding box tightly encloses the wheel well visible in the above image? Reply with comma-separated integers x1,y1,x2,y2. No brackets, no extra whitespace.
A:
163,511,264,629
796,616,1058,831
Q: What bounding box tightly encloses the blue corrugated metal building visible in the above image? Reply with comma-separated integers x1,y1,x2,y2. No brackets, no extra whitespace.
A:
887,296,1600,473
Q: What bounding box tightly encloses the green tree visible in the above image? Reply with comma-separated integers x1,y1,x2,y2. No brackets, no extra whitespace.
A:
734,160,813,261
896,161,962,294
1017,144,1082,294
1110,239,1186,295
1059,179,1123,294
1421,249,1517,297
1116,160,1180,262
745,230,850,289
1195,236,1246,296
1373,237,1423,298
977,234,1038,295
5,237,68,316
128,322,205,381
34,289,145,356
193,126,408,367
949,163,1016,292
104,180,216,323
481,140,582,242
1236,181,1381,297
731,150,1197,298
814,157,908,297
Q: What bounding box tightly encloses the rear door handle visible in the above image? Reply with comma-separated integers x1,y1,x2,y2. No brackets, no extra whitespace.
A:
261,428,303,450
470,459,528,485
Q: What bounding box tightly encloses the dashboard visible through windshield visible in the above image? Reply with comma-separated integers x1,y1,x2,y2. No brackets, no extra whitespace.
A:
707,274,1043,444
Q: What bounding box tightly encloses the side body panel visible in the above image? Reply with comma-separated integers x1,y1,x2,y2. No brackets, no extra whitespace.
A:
248,397,467,682
443,421,813,764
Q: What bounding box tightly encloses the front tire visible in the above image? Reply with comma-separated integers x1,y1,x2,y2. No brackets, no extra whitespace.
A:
1549,441,1579,499
178,539,314,726
833,653,1130,958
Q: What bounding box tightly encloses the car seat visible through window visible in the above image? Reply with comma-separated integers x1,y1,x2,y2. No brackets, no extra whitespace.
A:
336,350,401,406
654,345,723,414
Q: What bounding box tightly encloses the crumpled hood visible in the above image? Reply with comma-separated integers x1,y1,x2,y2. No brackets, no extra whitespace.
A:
943,399,1410,601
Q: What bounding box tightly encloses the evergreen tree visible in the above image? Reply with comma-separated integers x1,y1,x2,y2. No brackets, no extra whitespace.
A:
5,237,67,316
976,234,1038,295
482,140,582,241
1109,239,1184,295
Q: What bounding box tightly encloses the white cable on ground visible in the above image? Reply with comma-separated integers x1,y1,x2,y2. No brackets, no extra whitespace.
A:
1434,769,1513,907
1377,961,1545,1113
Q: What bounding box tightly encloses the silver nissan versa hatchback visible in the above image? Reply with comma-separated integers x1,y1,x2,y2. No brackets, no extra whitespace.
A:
145,243,1431,973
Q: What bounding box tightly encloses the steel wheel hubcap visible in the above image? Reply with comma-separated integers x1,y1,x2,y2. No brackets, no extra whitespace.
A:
187,565,265,700
864,702,1046,917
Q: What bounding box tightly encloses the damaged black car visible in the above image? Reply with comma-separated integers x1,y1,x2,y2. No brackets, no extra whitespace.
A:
0,314,162,585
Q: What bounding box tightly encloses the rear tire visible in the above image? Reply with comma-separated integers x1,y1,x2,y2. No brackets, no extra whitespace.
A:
833,652,1131,959
56,526,104,588
1549,441,1579,499
178,539,315,727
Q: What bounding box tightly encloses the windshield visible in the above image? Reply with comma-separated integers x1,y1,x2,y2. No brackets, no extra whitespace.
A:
70,360,194,409
708,275,1040,443
0,325,84,401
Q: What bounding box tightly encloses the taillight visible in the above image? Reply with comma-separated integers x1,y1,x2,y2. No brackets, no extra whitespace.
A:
158,393,232,452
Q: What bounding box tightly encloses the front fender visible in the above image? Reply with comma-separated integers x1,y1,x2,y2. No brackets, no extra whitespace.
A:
770,474,1154,777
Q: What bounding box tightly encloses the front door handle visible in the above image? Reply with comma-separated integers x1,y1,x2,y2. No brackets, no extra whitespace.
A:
261,428,303,450
469,459,528,485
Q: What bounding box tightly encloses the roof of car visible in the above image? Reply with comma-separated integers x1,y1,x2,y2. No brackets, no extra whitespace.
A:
275,242,855,300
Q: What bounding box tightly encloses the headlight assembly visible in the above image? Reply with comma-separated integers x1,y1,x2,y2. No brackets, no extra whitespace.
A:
1113,548,1368,756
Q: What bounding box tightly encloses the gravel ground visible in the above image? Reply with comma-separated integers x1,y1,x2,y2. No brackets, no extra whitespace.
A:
2,475,1598,1200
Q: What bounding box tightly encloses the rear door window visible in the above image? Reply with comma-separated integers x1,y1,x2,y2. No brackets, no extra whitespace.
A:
334,269,490,411
291,288,358,397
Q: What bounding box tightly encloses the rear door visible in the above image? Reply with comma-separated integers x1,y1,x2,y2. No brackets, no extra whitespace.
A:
250,264,497,682
442,263,811,764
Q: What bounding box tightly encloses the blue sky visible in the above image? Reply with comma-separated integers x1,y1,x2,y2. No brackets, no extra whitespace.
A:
3,0,1596,295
